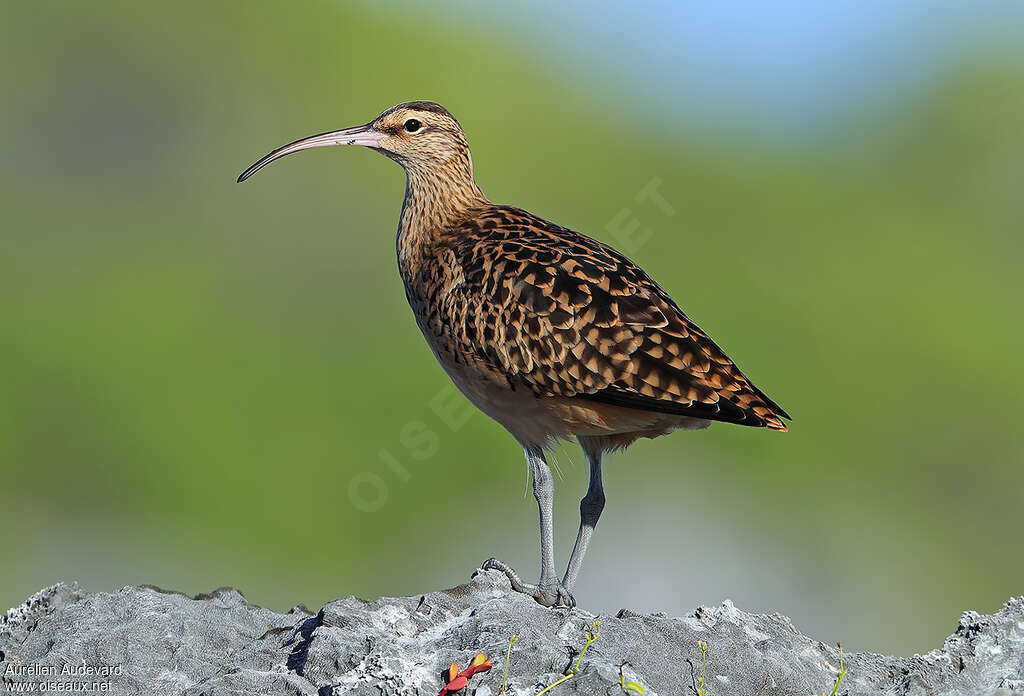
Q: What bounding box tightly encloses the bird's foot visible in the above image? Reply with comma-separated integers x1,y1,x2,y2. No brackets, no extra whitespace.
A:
480,558,576,608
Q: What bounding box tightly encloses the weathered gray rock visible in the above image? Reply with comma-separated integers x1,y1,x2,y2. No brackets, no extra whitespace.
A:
2,571,1021,696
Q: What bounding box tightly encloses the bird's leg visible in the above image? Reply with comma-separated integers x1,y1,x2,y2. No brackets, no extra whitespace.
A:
562,438,605,592
483,446,574,608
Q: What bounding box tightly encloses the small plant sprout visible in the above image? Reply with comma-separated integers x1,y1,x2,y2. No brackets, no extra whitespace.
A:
617,661,646,694
501,634,519,695
693,638,709,696
823,643,847,696
535,620,601,695
437,651,493,696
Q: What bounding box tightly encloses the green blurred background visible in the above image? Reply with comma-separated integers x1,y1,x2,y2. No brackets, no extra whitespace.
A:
2,1,1022,656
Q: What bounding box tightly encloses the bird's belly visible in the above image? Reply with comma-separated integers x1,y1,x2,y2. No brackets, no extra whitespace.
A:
426,338,708,448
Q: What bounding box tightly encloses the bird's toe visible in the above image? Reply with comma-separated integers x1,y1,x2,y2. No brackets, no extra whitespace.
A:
479,558,575,608
536,581,575,609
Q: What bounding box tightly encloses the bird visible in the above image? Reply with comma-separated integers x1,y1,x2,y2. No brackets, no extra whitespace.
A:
237,100,790,608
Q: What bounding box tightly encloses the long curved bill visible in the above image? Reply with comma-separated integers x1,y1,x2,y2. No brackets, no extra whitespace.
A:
237,123,384,183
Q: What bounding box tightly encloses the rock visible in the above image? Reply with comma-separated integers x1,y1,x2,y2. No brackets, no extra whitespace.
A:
1,571,1021,696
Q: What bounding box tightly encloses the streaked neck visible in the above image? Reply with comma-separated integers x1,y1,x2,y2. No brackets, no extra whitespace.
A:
397,151,487,269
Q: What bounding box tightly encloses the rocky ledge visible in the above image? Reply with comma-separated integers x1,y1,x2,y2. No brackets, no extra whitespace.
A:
1,571,1022,695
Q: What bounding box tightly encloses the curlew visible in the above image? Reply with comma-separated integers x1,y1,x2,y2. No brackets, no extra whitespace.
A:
238,101,790,608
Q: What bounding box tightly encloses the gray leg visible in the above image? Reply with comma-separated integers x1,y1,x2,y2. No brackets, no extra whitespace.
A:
563,438,606,592
530,445,558,589
483,446,575,607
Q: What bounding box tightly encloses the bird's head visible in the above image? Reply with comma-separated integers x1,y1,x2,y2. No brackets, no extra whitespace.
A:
238,100,473,183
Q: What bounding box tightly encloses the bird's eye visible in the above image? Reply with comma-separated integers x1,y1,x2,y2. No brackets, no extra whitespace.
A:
404,118,422,133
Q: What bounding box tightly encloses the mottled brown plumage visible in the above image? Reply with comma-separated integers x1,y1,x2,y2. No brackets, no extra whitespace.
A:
239,100,790,608
408,204,789,433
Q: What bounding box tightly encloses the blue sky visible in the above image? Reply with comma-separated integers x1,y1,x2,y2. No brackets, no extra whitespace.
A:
396,0,1024,140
